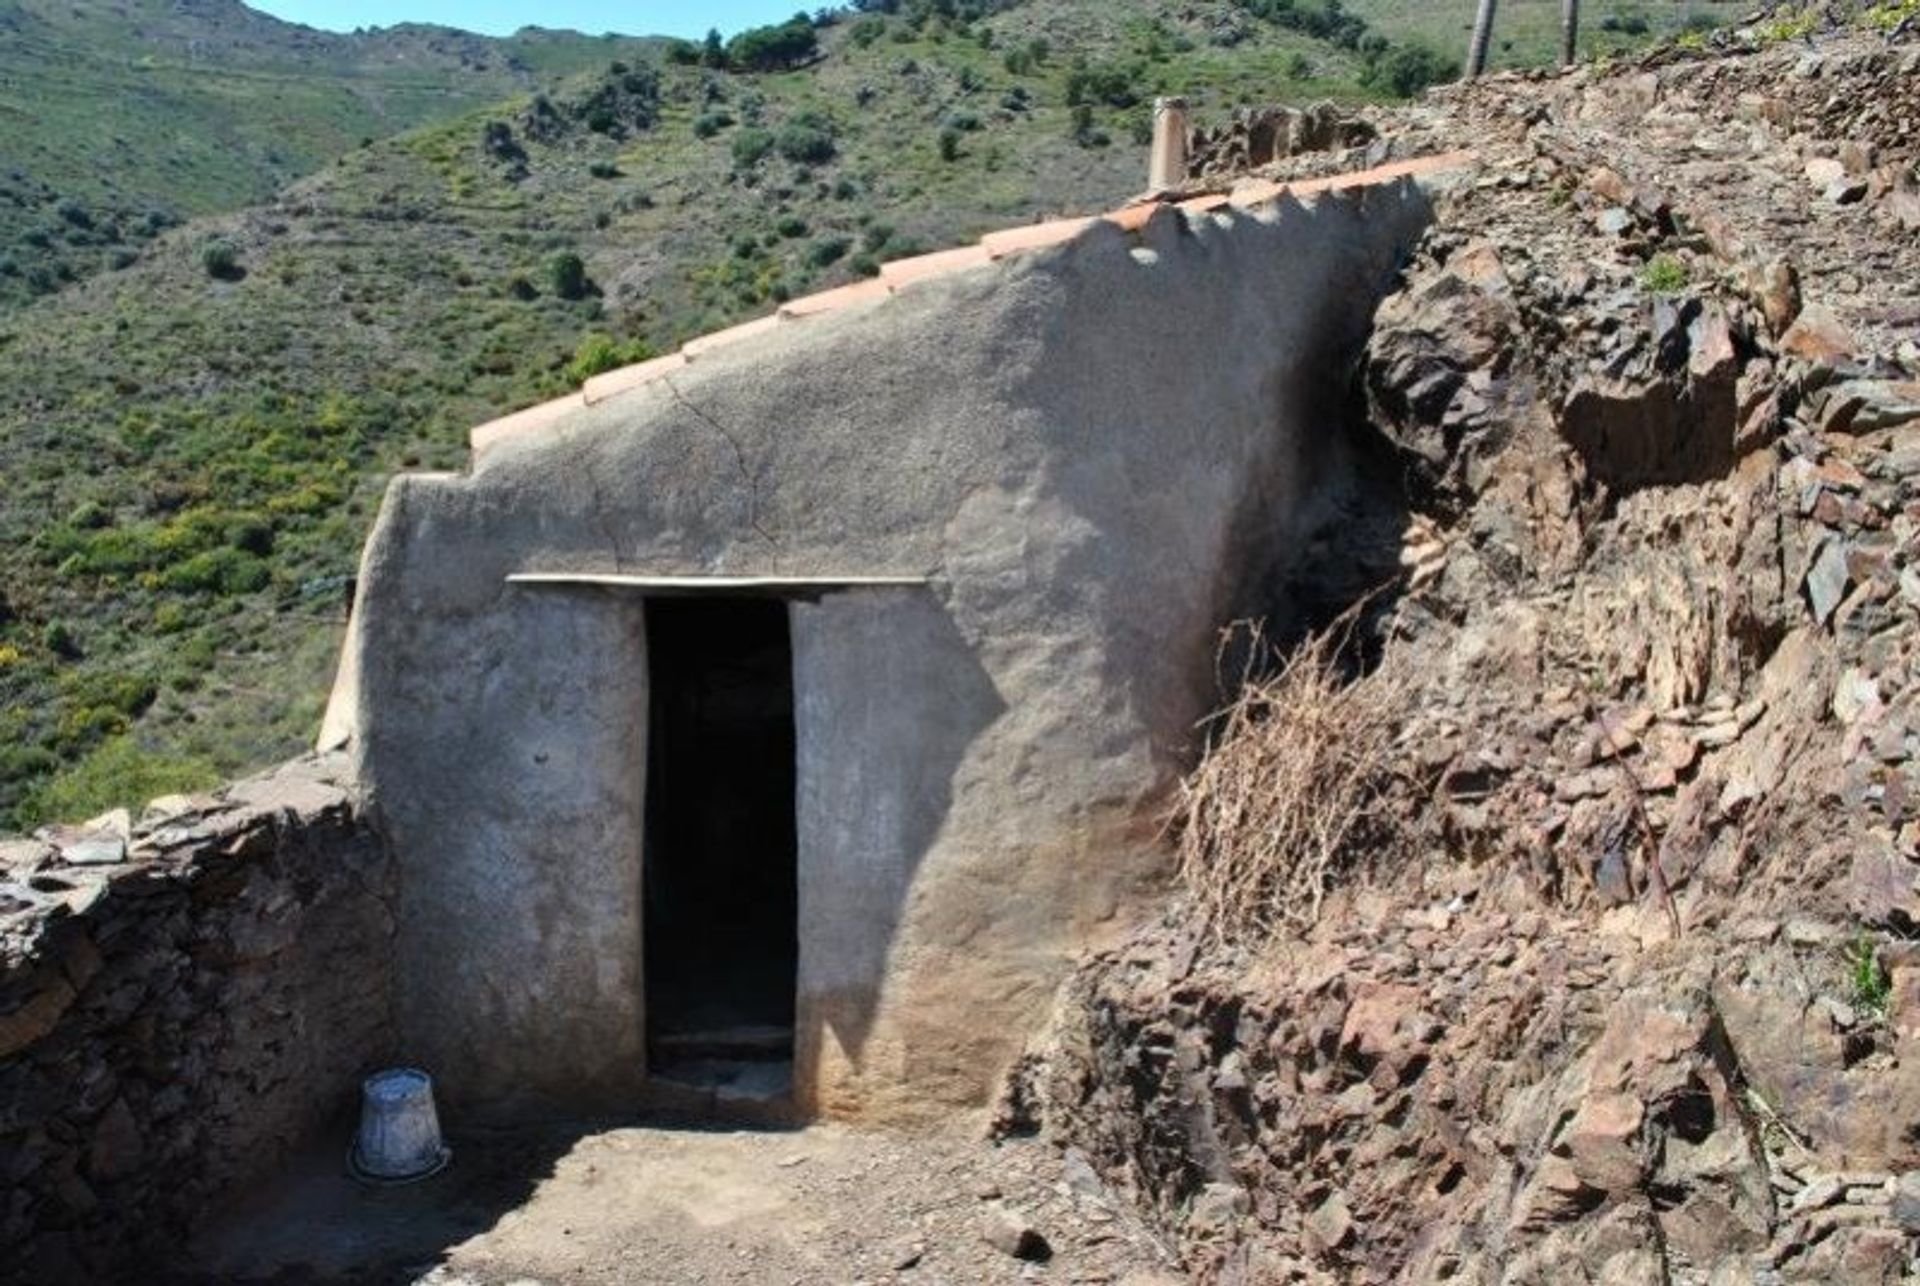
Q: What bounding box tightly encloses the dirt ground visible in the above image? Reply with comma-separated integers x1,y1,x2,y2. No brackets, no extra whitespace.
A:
182,1119,1186,1286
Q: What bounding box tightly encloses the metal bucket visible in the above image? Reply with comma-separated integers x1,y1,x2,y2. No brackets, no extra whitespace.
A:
348,1068,451,1185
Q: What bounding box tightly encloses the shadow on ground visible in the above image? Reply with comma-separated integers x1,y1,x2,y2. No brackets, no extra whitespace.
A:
171,1115,798,1285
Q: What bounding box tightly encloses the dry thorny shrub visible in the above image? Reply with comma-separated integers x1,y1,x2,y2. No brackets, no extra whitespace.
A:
1176,620,1419,942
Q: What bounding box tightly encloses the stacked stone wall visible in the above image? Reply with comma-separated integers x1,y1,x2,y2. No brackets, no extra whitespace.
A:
0,756,394,1285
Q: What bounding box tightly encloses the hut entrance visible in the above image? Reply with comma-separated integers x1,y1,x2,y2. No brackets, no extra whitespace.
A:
643,597,798,1092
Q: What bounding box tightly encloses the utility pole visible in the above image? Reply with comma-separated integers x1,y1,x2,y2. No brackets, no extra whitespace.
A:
1467,0,1499,78
1561,0,1580,66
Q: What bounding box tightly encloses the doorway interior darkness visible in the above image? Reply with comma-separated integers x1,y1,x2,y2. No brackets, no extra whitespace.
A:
643,597,799,1091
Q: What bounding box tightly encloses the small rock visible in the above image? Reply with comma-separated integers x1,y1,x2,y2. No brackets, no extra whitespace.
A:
1596,207,1634,236
1305,1192,1354,1252
1826,177,1869,205
1805,156,1846,188
983,1208,1051,1262
1749,257,1801,334
1833,668,1883,725
1891,1172,1920,1233
1779,304,1859,363
1816,995,1858,1031
1793,1174,1845,1212
1806,537,1852,626
1785,918,1841,947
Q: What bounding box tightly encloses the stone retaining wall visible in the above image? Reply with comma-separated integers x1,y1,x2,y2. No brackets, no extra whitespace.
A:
0,756,395,1285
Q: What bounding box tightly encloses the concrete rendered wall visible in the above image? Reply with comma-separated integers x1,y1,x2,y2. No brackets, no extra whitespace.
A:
339,185,1433,1120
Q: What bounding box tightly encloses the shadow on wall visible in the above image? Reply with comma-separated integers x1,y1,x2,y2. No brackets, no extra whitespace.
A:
792,589,1007,1068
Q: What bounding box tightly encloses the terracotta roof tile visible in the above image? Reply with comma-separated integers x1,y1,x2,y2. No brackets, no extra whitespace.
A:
778,276,893,319
582,352,689,406
470,394,583,459
981,216,1097,260
1103,203,1163,233
1177,192,1231,215
682,313,784,361
880,243,993,289
1228,178,1287,208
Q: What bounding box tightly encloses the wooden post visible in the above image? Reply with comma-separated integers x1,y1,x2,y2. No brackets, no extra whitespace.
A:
1148,97,1190,193
1467,0,1499,79
1560,0,1580,66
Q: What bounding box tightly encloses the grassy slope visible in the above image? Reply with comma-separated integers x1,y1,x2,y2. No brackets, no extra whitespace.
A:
1347,0,1744,70
0,0,1683,828
0,0,665,308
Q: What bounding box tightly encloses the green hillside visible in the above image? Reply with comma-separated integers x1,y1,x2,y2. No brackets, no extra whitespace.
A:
0,0,666,309
0,0,1703,828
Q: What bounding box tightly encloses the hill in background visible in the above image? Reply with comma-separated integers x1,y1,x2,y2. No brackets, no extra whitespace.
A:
0,0,667,308
0,0,1736,828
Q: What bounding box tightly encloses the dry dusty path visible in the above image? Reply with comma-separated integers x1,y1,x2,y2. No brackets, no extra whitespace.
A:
186,1121,1186,1285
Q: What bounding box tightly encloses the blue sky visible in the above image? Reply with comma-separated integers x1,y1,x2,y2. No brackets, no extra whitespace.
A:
250,2,811,40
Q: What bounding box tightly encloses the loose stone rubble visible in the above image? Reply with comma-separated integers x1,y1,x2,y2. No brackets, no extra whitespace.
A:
0,756,392,1286
1025,22,1920,1286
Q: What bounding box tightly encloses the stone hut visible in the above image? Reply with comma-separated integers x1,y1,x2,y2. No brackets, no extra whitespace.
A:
322,160,1458,1123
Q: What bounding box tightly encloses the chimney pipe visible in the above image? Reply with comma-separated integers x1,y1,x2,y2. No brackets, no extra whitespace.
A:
1148,96,1189,193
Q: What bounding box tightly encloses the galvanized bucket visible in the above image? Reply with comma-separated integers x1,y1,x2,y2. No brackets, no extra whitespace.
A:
348,1068,451,1185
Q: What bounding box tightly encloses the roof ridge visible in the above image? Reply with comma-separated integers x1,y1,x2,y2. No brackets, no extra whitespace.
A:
468,149,1477,465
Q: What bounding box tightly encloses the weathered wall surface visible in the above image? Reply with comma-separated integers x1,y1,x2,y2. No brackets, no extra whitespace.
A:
0,757,395,1285
341,184,1435,1121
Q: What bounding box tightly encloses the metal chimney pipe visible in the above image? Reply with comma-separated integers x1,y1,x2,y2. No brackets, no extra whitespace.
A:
1148,96,1190,192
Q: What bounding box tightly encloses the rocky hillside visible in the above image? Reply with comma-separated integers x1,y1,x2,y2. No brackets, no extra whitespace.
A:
1017,13,1920,1285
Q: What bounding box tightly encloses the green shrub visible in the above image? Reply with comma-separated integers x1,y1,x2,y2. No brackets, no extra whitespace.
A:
589,161,620,179
1847,933,1892,1020
18,736,221,827
726,17,819,71
732,128,776,168
69,499,111,529
807,236,851,268
1358,43,1459,97
548,251,589,300
42,620,79,659
60,670,158,720
565,332,656,385
1066,59,1143,109
201,240,242,280
775,114,837,165
159,548,271,594
694,112,734,139
939,128,962,162
775,215,810,239
1641,255,1689,294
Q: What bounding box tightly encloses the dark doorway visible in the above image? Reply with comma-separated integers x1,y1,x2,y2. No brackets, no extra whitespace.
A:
643,598,799,1095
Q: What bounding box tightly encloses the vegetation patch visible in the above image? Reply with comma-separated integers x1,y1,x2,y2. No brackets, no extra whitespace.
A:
1177,624,1416,939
